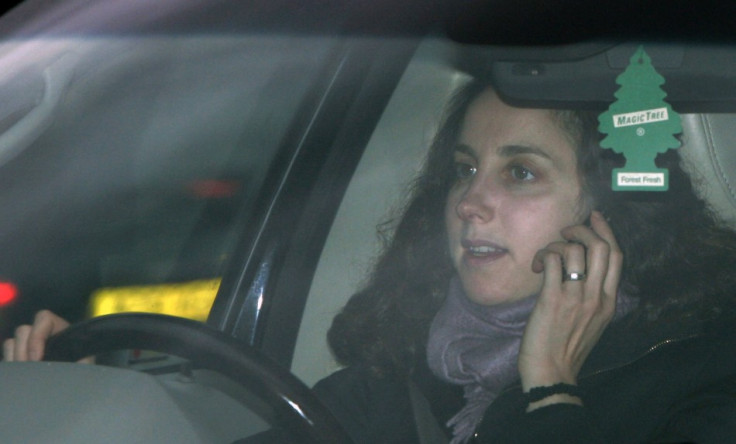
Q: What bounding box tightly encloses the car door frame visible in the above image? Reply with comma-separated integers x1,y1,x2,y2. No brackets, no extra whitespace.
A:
208,36,420,369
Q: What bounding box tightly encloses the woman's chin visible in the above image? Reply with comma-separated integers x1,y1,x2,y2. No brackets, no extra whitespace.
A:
462,279,541,306
465,289,526,306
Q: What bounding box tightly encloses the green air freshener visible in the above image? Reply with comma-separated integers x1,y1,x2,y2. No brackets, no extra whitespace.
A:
598,46,682,191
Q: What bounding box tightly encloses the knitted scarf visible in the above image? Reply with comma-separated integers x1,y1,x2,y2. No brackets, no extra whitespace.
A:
426,277,638,444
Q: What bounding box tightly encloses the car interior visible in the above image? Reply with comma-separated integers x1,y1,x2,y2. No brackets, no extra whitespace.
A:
0,1,735,443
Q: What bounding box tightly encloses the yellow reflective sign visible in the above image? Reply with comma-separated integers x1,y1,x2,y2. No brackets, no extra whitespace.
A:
89,278,221,321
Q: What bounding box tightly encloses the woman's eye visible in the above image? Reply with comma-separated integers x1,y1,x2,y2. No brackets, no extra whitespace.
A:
454,162,477,180
509,165,536,181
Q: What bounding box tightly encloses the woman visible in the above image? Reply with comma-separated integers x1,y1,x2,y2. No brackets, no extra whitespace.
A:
6,80,736,443
313,81,736,443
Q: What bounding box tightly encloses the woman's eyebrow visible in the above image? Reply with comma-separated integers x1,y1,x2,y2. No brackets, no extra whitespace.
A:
499,144,552,160
454,144,478,159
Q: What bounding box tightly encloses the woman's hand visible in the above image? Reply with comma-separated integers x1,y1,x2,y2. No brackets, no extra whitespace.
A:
518,211,623,410
3,310,70,361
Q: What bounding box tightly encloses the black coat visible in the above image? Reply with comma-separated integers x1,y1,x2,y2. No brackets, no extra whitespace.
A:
312,314,736,443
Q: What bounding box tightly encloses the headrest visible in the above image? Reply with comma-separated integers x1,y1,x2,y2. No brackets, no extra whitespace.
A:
680,114,736,226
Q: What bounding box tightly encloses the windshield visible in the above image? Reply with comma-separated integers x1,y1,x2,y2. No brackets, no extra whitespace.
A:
0,33,334,336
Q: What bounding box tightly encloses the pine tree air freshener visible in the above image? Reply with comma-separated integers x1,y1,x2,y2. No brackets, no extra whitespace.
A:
598,46,682,191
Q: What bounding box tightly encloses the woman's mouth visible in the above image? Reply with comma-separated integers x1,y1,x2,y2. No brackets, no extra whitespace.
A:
461,240,508,263
468,245,505,256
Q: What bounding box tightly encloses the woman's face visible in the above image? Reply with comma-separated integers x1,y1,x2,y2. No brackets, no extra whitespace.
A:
445,88,587,305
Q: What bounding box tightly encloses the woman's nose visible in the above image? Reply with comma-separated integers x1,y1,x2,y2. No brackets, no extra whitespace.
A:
455,179,495,223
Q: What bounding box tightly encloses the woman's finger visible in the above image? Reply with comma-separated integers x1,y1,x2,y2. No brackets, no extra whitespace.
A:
533,241,587,283
561,220,614,291
27,310,69,361
536,247,564,296
2,338,13,361
6,325,32,361
589,211,623,297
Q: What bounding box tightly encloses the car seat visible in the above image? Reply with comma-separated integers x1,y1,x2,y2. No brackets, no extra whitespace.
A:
680,113,736,226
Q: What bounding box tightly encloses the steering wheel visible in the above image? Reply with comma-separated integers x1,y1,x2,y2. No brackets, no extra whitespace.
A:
44,312,354,444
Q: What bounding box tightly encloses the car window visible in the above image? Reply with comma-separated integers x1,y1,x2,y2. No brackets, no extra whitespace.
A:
0,34,334,338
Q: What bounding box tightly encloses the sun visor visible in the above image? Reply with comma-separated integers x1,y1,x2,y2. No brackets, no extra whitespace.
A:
457,42,736,113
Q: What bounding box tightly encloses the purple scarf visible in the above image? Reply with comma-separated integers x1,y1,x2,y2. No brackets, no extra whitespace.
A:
427,277,638,444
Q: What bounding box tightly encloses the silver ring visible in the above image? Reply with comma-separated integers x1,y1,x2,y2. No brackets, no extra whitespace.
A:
563,272,586,282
